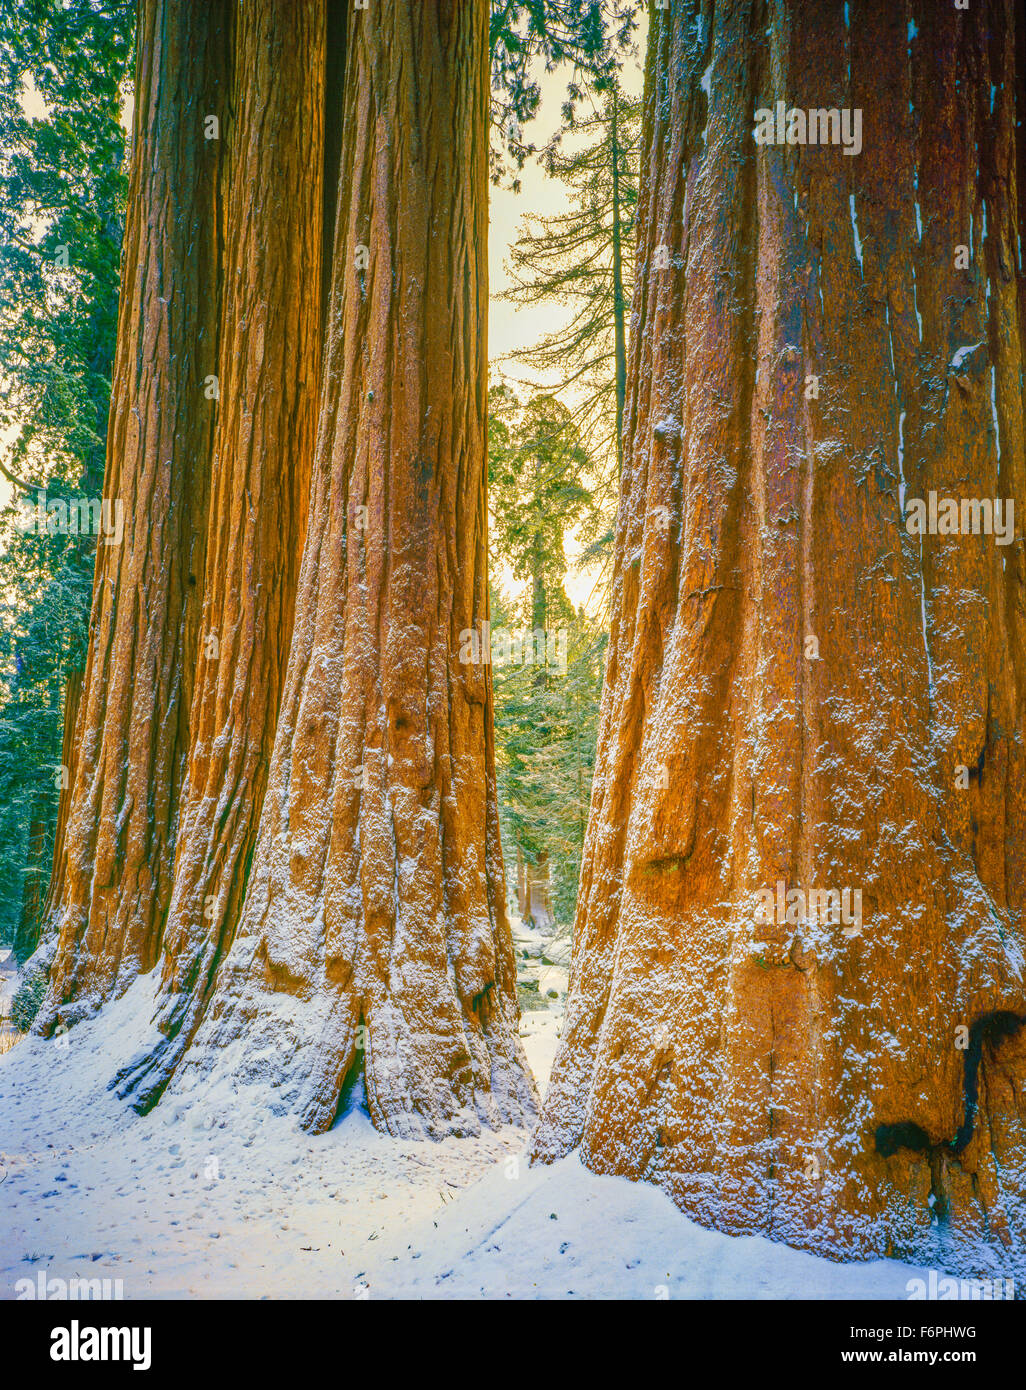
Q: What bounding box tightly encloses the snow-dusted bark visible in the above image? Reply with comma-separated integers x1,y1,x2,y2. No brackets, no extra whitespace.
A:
171,0,537,1138
533,0,1026,1282
37,0,230,1031
112,0,328,1112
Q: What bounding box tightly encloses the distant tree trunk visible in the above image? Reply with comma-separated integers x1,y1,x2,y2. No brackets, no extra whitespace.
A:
517,845,528,919
41,666,82,931
534,0,1026,1284
113,0,329,1111
527,854,552,929
524,462,553,926
175,0,537,1139
14,802,48,959
36,0,230,1032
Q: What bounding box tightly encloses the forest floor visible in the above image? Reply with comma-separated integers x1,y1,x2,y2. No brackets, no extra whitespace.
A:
0,919,931,1300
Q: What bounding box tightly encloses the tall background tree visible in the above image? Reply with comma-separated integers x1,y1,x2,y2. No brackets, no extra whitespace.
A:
500,80,639,485
533,0,1026,1285
488,385,604,928
487,69,641,933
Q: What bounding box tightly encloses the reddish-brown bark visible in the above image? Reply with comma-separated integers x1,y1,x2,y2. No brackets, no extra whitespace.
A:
36,0,230,1032
113,0,328,1111
174,0,537,1138
533,0,1026,1283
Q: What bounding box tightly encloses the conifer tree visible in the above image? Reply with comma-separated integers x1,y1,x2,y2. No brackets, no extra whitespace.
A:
489,385,601,927
501,80,640,481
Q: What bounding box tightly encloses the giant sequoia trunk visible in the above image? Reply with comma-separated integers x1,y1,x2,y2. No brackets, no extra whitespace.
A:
112,0,329,1113
533,0,1026,1282
36,0,230,1031
171,0,537,1138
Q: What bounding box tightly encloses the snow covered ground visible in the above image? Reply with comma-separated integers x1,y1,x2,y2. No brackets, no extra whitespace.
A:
0,921,931,1300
